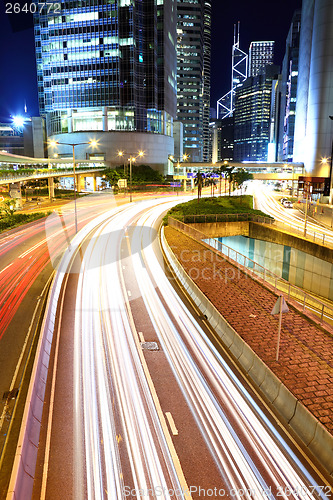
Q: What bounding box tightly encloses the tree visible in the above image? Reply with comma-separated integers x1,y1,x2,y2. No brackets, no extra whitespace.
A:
0,199,16,218
205,172,217,197
194,171,204,203
103,168,122,187
215,162,229,196
225,166,235,196
234,169,253,197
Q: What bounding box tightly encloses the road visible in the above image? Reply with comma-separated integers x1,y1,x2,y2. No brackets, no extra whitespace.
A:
31,196,331,499
252,182,333,245
0,191,120,465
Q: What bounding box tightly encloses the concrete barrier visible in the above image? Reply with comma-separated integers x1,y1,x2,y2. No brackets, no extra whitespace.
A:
6,272,64,500
161,226,333,478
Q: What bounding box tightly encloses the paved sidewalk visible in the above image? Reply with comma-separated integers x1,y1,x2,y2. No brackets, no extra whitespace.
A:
165,226,333,436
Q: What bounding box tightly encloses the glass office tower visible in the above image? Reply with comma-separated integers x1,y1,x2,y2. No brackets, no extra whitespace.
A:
234,65,280,162
33,0,177,170
248,41,275,77
293,0,333,180
176,0,211,163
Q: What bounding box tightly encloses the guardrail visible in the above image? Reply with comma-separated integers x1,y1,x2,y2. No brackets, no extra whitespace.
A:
269,217,331,248
0,167,105,183
173,213,274,224
170,212,333,248
168,217,333,326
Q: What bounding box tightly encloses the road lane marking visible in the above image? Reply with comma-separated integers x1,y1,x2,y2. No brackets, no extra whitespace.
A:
165,412,178,436
138,331,145,343
118,252,192,499
127,290,131,297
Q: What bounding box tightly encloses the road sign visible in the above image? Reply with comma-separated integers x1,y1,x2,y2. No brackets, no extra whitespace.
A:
271,296,289,315
118,179,127,188
271,296,289,361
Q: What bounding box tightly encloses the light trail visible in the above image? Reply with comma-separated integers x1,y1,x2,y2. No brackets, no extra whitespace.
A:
52,196,331,499
253,183,333,246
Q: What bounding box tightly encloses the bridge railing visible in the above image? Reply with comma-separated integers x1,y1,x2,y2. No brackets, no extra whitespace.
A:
171,213,332,248
173,213,274,224
168,216,333,326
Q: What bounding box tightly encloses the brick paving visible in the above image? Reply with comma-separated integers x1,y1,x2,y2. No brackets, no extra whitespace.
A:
165,226,333,436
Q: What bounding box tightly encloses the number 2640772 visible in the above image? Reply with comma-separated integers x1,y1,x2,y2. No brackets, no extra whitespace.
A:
5,3,61,14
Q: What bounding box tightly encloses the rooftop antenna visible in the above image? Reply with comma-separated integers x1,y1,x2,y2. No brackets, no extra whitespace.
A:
216,21,248,119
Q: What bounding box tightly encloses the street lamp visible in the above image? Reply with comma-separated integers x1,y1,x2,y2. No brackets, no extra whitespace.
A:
117,150,144,202
49,139,98,233
303,180,311,238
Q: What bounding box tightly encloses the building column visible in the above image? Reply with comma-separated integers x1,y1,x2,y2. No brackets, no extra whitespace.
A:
67,108,73,133
48,177,55,199
76,174,85,193
103,107,108,131
183,178,187,192
9,182,22,208
92,173,97,191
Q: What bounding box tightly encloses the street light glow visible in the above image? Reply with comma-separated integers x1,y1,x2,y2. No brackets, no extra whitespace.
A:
12,116,25,128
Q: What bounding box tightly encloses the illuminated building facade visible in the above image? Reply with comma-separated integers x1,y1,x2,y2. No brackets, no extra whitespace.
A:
176,0,211,162
277,9,301,163
209,117,234,163
248,41,275,77
293,0,333,180
202,0,212,162
233,65,280,162
33,0,177,171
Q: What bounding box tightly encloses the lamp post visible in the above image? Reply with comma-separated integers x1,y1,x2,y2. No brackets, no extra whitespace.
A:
50,140,97,233
303,181,311,238
117,150,144,202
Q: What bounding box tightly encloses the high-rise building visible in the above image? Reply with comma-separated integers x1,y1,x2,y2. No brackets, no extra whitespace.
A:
248,41,275,77
216,23,248,120
277,10,301,163
209,117,234,163
176,0,211,162
293,0,333,184
233,64,280,162
33,0,177,172
202,0,212,162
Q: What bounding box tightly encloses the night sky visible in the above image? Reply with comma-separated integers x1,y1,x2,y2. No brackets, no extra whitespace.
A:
0,0,302,123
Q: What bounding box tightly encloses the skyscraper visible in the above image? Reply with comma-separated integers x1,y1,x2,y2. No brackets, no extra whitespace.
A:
278,9,301,163
202,0,212,162
176,0,211,162
233,64,280,162
293,0,333,182
248,41,275,77
33,0,177,171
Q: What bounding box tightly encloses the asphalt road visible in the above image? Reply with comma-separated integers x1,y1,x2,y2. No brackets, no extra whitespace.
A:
30,197,331,500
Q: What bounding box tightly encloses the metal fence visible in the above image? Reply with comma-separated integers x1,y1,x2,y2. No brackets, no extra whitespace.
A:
168,217,333,326
169,212,332,248
174,213,274,224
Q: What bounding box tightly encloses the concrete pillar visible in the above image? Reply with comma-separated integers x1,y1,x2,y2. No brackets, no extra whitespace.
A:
67,108,73,133
103,106,108,131
9,182,22,208
48,177,55,199
183,178,187,192
92,173,97,192
76,174,85,193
